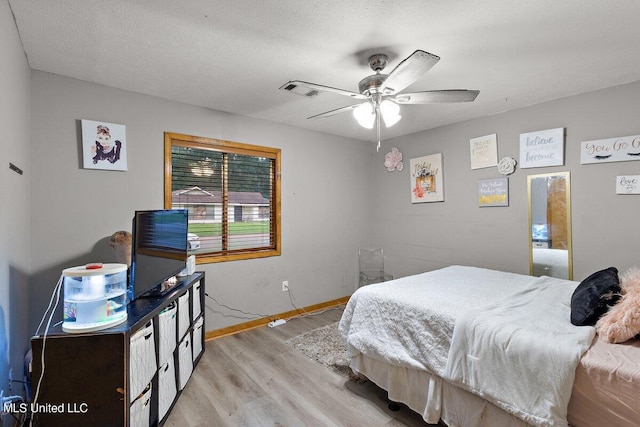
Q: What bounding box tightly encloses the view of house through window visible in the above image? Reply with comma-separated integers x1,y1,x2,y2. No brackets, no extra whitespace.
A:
164,133,281,263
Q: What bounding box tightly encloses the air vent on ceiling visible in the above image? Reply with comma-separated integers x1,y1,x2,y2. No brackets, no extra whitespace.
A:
279,82,319,98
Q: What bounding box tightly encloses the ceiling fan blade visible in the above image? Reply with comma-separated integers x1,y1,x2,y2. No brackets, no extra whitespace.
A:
379,50,440,94
307,103,364,119
280,80,368,100
393,90,480,104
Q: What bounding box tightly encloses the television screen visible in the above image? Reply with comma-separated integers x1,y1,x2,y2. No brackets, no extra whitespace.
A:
130,209,188,300
532,223,549,241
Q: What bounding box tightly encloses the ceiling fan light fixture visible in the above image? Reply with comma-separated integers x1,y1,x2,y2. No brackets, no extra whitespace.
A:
282,50,479,149
353,102,375,129
380,100,401,127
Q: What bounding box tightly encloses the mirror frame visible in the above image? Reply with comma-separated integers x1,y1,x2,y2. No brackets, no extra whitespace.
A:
527,171,573,280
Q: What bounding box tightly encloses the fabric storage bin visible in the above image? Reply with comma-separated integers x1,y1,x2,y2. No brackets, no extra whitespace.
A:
192,281,202,321
192,316,204,362
129,320,157,402
177,291,190,340
157,356,177,422
178,335,193,390
158,302,177,364
130,382,152,427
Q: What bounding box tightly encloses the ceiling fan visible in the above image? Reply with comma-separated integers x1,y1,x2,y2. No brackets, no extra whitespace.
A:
280,50,479,150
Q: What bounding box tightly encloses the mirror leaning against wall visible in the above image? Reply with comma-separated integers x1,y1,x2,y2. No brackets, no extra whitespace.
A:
527,171,573,280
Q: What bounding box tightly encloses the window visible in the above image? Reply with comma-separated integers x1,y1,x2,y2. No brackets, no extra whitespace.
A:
164,132,281,263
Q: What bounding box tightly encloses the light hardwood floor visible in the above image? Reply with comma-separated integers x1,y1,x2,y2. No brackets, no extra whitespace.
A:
165,306,439,427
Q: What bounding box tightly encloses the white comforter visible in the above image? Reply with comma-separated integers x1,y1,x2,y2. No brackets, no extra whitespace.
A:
443,275,595,427
339,266,544,374
339,265,595,427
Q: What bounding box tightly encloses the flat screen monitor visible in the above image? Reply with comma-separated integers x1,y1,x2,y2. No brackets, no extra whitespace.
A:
532,223,549,241
130,209,188,300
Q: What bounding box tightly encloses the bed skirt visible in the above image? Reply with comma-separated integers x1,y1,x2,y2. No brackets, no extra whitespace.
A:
350,353,529,427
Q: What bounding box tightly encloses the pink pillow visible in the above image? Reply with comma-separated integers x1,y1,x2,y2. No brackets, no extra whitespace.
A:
596,267,640,343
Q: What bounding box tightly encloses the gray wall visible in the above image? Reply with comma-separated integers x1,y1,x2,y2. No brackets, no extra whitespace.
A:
28,71,374,333
0,0,31,416
372,81,640,281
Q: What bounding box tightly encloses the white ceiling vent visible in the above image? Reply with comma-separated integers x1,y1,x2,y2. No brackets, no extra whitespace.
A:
279,82,319,98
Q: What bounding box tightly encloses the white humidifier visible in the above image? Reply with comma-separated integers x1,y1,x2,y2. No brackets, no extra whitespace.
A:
62,263,128,333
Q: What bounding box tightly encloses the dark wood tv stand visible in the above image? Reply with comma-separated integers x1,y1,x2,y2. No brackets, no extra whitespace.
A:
30,272,205,426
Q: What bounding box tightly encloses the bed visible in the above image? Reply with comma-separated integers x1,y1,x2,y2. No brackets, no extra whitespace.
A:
338,265,640,427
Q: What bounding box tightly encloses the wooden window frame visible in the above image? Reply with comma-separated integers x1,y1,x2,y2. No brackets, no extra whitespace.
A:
164,132,281,263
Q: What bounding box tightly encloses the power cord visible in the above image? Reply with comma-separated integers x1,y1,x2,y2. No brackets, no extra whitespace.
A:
34,275,63,336
283,282,345,321
205,293,276,322
204,282,345,326
1,390,26,425
285,284,304,313
1,391,23,404
30,275,63,427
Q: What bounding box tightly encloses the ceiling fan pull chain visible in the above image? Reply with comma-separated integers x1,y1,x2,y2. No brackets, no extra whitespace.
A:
376,107,381,151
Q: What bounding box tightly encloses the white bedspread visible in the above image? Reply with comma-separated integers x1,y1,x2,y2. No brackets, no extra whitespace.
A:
443,275,595,427
339,265,541,375
339,265,595,427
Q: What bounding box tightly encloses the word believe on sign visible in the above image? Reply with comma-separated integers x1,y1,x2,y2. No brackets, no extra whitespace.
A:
519,128,565,169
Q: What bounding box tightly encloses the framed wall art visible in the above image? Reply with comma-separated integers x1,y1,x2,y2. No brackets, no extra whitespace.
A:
616,175,640,194
470,133,498,169
581,134,640,164
519,127,564,168
81,119,128,171
478,177,509,207
410,153,444,203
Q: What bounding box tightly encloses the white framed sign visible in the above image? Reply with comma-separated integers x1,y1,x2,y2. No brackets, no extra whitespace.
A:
616,175,640,194
470,134,498,169
581,135,640,164
519,128,564,168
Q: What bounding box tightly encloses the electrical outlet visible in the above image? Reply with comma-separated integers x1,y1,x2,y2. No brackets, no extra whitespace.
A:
282,280,289,292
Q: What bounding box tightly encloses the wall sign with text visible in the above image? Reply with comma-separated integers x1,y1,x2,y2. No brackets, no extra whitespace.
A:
616,175,640,194
581,135,640,164
519,128,564,169
470,134,498,169
477,178,509,207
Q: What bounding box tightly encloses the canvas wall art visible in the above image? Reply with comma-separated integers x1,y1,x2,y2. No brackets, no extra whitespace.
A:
478,177,509,207
616,175,640,194
470,134,498,169
410,153,444,203
519,127,564,168
581,134,640,164
81,119,128,171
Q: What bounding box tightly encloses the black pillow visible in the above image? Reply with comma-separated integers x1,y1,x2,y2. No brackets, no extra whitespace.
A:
570,267,621,326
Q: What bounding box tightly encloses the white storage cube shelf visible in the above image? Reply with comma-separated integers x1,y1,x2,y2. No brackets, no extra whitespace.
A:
129,320,157,402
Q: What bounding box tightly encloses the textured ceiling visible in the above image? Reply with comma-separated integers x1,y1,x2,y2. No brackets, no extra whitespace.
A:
9,0,640,143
